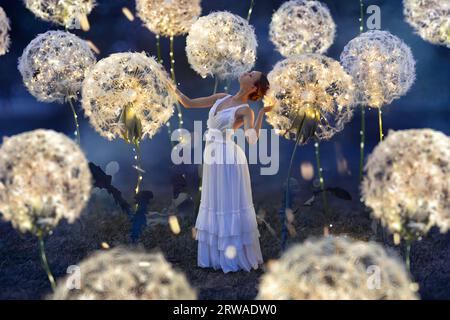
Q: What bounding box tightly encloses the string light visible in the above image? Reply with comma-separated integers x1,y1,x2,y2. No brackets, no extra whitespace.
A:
51,248,197,299
18,30,97,144
0,129,92,290
81,52,176,200
403,0,450,48
186,11,257,80
24,0,95,31
269,0,336,57
257,236,418,300
362,129,450,268
340,30,416,142
0,6,10,56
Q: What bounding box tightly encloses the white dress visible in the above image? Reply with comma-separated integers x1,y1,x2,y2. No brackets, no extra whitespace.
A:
195,95,263,273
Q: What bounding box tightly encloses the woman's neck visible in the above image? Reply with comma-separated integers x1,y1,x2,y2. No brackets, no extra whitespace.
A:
232,89,249,104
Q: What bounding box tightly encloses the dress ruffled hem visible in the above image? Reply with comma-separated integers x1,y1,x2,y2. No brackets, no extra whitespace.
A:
195,204,258,238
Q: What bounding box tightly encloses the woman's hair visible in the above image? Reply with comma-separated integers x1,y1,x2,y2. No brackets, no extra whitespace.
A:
249,73,270,101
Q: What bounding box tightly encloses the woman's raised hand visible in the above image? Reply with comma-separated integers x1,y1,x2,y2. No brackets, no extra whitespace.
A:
263,105,274,113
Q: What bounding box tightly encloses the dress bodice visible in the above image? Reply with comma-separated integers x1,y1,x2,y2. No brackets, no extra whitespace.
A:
207,95,248,132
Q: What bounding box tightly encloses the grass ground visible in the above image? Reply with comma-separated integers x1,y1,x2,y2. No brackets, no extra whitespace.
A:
0,183,449,300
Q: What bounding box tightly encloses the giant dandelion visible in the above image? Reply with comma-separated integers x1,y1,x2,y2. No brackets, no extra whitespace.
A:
51,247,197,299
23,0,95,31
82,52,175,200
0,7,10,56
403,0,450,48
18,30,97,144
0,129,92,290
269,0,336,57
186,11,257,92
265,54,355,239
340,30,415,179
136,0,202,132
362,129,450,269
257,236,418,300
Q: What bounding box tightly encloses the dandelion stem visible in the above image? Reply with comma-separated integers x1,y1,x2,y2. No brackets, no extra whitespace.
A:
212,76,219,95
282,115,307,249
359,106,366,181
315,140,330,234
405,240,412,272
358,0,365,181
247,0,255,22
224,78,232,93
37,231,56,291
156,35,162,64
378,108,384,141
169,36,183,129
133,140,143,209
67,97,81,145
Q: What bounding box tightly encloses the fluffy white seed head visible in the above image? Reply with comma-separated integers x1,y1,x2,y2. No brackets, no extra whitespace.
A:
340,30,416,108
82,52,175,141
0,130,92,234
186,11,257,80
270,0,336,57
51,247,197,300
18,30,96,103
257,236,418,300
136,0,201,37
403,0,450,48
362,129,450,240
265,54,355,141
0,7,11,55
24,0,95,30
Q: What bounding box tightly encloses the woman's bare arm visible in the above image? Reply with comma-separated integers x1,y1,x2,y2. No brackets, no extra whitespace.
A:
173,86,228,109
236,105,273,144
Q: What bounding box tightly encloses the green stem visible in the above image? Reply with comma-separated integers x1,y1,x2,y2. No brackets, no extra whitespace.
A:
133,140,143,209
358,0,365,182
405,240,412,272
212,76,219,95
156,35,162,64
37,231,56,291
359,105,365,181
315,141,329,232
224,78,232,93
67,98,81,145
378,108,383,141
169,36,183,129
247,0,255,22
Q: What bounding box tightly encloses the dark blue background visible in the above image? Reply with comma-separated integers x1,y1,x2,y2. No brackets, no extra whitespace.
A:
0,0,449,200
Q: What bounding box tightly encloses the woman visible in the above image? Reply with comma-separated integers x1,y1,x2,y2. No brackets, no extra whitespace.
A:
172,71,271,273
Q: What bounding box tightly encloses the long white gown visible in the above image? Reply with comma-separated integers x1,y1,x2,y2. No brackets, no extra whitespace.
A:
195,95,263,273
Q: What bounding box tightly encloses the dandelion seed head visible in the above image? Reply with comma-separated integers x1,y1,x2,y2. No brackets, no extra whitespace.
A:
0,130,92,234
362,129,450,239
403,0,450,48
18,30,96,103
136,0,201,37
186,11,257,80
340,30,416,108
81,52,175,141
0,7,11,55
257,236,418,300
24,0,95,30
270,0,335,57
265,54,355,141
51,247,197,300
